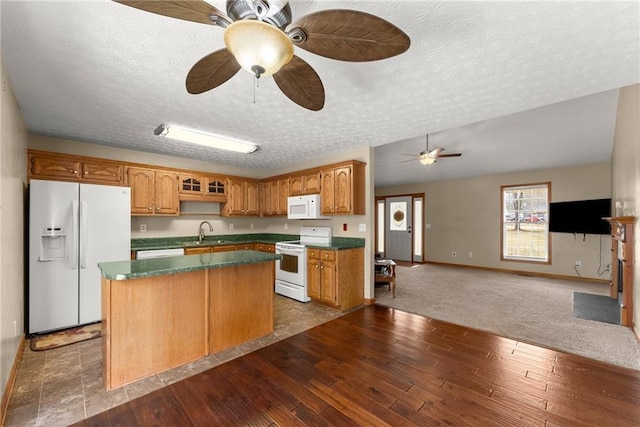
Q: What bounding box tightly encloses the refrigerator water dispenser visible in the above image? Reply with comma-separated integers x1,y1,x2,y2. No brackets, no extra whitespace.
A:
39,226,68,261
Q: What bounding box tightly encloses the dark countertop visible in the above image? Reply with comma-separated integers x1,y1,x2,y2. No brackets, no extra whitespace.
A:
131,233,365,251
99,250,282,280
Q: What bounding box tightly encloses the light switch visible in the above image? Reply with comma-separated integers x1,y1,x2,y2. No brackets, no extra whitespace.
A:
359,223,366,232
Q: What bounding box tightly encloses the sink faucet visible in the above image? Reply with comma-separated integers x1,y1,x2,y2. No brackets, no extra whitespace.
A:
198,221,213,242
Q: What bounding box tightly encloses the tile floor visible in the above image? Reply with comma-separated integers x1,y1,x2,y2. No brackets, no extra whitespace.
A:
4,295,345,426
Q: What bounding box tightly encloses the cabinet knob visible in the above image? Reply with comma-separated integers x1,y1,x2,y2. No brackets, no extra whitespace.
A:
73,170,78,174
148,206,152,210
84,171,88,175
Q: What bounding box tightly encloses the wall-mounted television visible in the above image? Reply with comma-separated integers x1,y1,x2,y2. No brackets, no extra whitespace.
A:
548,198,611,235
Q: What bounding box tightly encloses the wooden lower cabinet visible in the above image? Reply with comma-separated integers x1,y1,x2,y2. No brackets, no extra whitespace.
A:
256,243,275,253
307,247,364,310
237,243,256,251
209,262,274,352
102,261,275,389
102,271,207,389
186,243,257,253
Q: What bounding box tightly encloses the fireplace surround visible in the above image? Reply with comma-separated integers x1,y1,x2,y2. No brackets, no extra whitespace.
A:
606,216,635,327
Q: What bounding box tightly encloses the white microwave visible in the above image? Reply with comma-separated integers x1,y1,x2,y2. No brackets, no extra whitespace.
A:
287,194,332,220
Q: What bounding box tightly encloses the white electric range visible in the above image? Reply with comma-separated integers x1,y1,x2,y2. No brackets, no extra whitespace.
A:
274,226,332,302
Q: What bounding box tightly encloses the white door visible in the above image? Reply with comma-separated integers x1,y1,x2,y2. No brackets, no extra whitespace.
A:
78,184,131,324
29,180,80,333
385,196,412,261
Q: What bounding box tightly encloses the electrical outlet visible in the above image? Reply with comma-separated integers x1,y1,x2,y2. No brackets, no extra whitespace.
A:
359,223,366,232
469,252,473,258
229,223,234,230
13,320,17,337
140,224,147,232
575,261,582,267
250,223,254,230
284,223,288,230
452,251,457,257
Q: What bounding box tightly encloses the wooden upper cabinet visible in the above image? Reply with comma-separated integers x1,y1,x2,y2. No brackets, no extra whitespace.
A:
178,174,204,195
30,154,80,180
81,160,123,183
260,181,271,216
127,167,179,216
277,178,290,215
320,169,335,214
29,150,124,185
245,181,259,216
179,174,227,202
127,168,154,214
320,161,366,215
154,170,179,215
261,178,289,216
205,176,226,198
290,171,320,196
222,179,259,216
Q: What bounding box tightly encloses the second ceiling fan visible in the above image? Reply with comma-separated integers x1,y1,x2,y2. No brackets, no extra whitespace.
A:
401,134,463,165
113,0,411,111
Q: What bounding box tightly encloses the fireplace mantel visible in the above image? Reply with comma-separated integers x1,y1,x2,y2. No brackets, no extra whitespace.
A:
605,216,635,326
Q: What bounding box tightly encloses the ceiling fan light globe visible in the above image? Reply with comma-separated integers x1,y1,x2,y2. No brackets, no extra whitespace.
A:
419,156,436,165
224,20,293,77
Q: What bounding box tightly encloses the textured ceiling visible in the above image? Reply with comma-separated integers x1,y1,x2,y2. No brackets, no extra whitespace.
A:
1,1,639,187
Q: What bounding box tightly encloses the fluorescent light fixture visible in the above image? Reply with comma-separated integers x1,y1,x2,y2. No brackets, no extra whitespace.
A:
154,124,258,154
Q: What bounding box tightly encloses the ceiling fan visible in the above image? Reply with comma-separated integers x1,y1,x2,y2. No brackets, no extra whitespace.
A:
113,0,411,111
401,135,462,165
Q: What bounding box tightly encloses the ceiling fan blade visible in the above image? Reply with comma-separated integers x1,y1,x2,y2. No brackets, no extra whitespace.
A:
400,158,419,163
273,56,325,111
186,49,241,94
113,0,229,26
400,154,420,157
429,147,444,157
287,10,410,62
436,153,463,158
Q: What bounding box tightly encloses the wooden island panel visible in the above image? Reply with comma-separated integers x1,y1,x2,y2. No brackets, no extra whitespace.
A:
209,261,274,352
102,270,207,389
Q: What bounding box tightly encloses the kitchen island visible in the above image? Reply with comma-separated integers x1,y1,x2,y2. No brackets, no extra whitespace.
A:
98,250,281,390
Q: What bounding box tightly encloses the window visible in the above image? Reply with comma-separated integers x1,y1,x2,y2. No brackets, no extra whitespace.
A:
376,199,385,254
414,197,423,259
501,183,550,262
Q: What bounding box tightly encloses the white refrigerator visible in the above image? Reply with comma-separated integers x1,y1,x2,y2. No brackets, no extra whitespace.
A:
29,179,131,334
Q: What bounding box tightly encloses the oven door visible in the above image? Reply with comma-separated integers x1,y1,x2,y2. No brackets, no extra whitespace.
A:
275,246,306,286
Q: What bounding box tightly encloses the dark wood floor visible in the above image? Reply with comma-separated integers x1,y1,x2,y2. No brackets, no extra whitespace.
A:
75,305,640,426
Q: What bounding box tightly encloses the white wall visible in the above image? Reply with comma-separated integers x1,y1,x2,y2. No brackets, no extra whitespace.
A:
611,83,640,331
0,55,28,407
377,162,612,280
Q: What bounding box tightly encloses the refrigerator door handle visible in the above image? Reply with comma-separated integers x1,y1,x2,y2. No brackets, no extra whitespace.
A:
80,200,88,269
71,200,79,270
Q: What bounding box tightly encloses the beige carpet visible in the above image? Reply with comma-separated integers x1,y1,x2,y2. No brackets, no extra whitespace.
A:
375,263,640,371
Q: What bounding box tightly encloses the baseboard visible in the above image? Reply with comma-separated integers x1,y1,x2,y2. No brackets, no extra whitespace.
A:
364,298,375,305
424,261,610,284
633,322,640,345
0,335,26,426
